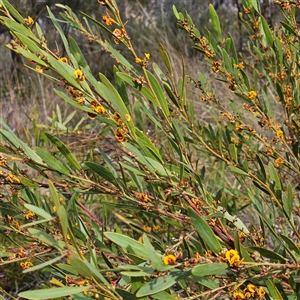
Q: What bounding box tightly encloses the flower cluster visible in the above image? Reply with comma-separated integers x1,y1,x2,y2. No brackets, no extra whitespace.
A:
219,249,243,267
113,111,128,142
247,90,257,100
135,53,151,67
20,261,33,269
233,284,265,299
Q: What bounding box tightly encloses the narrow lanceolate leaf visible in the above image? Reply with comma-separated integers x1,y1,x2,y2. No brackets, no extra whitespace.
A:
0,123,44,164
23,254,65,273
24,204,53,221
136,271,187,297
192,263,228,277
35,147,70,175
209,4,222,42
158,43,173,75
142,234,175,272
104,232,149,259
85,162,116,184
146,69,170,117
45,133,81,171
18,286,89,299
188,208,222,254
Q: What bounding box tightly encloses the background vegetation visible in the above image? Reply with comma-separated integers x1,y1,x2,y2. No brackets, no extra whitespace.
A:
0,0,299,299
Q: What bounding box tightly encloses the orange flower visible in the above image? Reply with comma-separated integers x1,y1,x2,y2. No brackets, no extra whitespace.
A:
95,105,106,114
20,261,33,269
25,210,35,220
103,13,115,25
247,90,257,100
257,286,265,299
115,128,125,142
59,57,68,63
163,254,176,265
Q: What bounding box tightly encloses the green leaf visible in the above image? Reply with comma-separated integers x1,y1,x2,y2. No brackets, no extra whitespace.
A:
104,232,149,259
281,235,300,255
45,133,81,171
172,5,180,20
209,4,222,42
188,208,222,253
136,271,187,297
114,66,129,108
18,286,89,299
143,234,175,272
57,205,68,238
28,228,58,247
69,36,90,71
268,162,281,190
228,144,238,164
158,43,173,75
261,17,274,46
23,203,53,221
266,279,284,300
0,17,39,42
2,0,26,23
146,70,170,117
228,165,249,176
85,162,116,184
152,291,177,300
192,263,228,277
69,256,93,278
116,72,157,105
35,147,70,175
248,247,287,262
0,125,44,164
283,184,293,218
99,73,136,137
23,254,65,273
106,42,138,76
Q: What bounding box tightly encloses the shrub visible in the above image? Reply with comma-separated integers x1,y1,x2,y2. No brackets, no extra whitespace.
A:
0,0,299,299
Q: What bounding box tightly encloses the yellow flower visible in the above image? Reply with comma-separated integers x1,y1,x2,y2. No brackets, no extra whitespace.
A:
102,14,115,25
0,159,6,166
95,105,106,114
220,249,243,267
244,283,256,295
144,53,150,60
52,205,57,212
276,129,284,140
6,173,20,183
115,128,125,142
139,192,149,202
25,210,35,220
163,254,176,265
257,286,265,299
20,261,33,269
35,65,43,73
234,62,245,70
247,90,257,100
274,157,284,167
135,57,143,64
25,16,34,26
233,291,245,299
153,225,160,232
59,57,68,63
74,69,84,80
